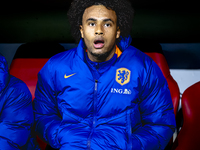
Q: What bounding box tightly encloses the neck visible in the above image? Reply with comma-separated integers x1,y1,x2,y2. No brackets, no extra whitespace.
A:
87,45,116,62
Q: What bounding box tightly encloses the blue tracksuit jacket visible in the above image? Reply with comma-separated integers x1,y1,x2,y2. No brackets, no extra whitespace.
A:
33,38,176,150
0,54,37,150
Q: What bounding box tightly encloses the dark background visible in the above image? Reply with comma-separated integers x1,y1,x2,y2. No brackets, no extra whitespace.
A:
0,0,199,43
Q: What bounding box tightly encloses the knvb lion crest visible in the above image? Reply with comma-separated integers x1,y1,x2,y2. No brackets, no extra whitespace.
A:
116,68,131,86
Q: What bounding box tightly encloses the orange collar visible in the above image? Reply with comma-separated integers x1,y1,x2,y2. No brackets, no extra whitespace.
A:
115,46,122,58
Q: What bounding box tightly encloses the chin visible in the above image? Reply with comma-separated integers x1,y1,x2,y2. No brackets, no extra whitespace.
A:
91,51,110,60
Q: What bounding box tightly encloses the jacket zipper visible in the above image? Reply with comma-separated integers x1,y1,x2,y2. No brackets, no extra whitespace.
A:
87,79,98,149
127,112,132,150
93,79,98,125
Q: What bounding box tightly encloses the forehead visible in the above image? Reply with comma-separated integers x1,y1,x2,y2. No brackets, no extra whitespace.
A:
82,5,117,21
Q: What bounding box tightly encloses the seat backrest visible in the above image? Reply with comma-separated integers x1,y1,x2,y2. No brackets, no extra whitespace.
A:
144,52,180,117
131,39,180,117
9,42,65,150
172,81,200,150
9,42,65,100
10,58,49,100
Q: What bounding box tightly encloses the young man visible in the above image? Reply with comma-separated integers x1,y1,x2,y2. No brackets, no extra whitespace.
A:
0,53,40,150
33,0,176,149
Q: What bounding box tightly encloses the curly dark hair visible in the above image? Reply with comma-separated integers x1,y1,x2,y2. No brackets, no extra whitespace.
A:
67,0,134,43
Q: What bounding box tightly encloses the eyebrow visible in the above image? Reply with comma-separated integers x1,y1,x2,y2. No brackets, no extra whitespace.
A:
86,18,114,23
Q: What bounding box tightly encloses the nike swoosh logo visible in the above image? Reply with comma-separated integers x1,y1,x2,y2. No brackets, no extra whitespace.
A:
64,73,76,79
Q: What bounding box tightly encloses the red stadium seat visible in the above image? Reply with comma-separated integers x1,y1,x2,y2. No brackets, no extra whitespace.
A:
10,58,49,100
144,52,180,150
144,52,180,117
131,39,180,117
145,52,181,150
131,39,180,150
10,58,48,150
171,81,200,150
9,42,65,150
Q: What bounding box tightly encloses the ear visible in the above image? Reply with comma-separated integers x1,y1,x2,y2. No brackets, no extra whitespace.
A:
116,27,120,39
79,25,84,38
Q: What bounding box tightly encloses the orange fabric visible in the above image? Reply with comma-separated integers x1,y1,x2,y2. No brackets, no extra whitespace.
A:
115,46,122,58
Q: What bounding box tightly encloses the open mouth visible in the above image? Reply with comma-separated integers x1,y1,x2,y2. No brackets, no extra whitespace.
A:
94,39,105,49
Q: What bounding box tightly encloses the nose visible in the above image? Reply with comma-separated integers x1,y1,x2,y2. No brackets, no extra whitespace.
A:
95,24,103,35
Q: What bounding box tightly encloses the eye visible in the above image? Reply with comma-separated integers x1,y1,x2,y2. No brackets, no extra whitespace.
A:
89,23,95,26
104,23,111,27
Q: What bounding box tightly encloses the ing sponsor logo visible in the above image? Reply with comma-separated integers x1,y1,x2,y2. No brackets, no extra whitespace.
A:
111,88,132,95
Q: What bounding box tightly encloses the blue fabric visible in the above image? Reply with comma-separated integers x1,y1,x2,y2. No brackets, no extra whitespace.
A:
0,54,40,149
0,54,9,93
117,35,132,51
85,51,117,80
33,38,176,150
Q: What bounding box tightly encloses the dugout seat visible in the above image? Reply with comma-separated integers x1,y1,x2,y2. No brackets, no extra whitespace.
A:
9,42,65,150
171,81,200,150
144,52,180,116
132,39,180,150
131,39,180,117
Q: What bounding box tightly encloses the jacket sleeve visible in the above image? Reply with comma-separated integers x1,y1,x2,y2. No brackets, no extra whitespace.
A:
33,60,62,149
0,78,34,150
131,60,176,150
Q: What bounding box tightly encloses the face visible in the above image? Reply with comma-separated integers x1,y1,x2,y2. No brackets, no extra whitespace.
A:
80,5,120,62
